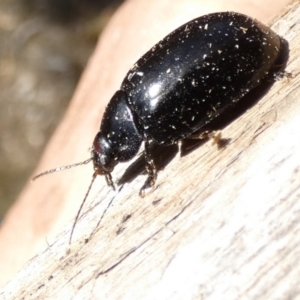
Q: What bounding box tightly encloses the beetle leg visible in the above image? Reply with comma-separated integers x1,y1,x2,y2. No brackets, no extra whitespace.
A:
105,172,115,190
185,130,230,150
270,70,293,82
139,138,157,197
188,130,221,143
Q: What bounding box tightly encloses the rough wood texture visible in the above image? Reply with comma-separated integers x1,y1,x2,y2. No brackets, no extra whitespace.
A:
1,2,300,299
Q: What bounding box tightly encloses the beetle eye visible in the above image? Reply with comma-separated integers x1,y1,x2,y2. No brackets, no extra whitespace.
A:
93,137,102,153
93,142,101,154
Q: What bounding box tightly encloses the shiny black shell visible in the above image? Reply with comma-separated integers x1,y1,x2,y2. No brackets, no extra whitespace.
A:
120,11,281,145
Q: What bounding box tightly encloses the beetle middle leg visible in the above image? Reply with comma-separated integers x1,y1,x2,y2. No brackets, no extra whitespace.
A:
184,130,230,151
139,138,157,197
188,130,222,144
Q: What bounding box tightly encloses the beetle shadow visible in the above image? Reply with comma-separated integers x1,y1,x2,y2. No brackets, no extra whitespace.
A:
118,38,290,185
117,143,179,186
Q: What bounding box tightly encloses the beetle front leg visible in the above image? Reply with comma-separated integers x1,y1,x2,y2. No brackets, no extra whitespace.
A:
105,172,115,191
139,138,157,197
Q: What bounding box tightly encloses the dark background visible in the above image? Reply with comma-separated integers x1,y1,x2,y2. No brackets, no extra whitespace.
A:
0,0,123,217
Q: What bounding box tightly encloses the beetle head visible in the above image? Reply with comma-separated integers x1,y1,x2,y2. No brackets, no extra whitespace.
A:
92,131,118,174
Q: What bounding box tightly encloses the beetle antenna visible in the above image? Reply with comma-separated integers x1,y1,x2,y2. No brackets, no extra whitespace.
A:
32,158,92,181
69,169,99,244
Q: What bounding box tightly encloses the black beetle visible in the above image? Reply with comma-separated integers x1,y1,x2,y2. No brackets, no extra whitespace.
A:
92,11,283,195
34,11,285,241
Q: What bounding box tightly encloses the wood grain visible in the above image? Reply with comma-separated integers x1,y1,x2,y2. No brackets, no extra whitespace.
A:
1,1,300,299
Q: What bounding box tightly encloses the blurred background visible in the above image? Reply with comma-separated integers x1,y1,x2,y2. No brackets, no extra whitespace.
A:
0,0,123,217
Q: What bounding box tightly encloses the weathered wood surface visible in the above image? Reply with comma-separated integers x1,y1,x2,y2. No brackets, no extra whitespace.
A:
1,1,300,299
